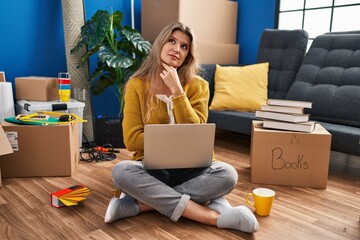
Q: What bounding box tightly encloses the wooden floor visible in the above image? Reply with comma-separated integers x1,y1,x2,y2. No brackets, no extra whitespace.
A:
0,130,359,240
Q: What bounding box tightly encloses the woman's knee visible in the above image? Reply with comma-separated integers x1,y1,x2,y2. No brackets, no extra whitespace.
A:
112,160,141,187
213,161,238,188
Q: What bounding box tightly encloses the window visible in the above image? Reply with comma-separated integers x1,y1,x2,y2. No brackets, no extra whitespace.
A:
276,0,360,47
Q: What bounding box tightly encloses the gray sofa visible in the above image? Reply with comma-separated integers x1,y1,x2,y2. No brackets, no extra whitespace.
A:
202,30,360,156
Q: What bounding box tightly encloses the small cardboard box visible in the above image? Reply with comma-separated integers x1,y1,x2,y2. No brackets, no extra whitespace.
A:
0,72,5,82
141,0,238,44
250,121,332,189
15,76,59,101
0,122,79,178
0,125,13,187
197,43,239,64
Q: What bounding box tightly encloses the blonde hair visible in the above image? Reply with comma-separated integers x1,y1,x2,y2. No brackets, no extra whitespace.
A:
129,22,201,122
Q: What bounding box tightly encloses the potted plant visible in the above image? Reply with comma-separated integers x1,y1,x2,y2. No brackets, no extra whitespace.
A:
71,9,151,112
71,9,151,147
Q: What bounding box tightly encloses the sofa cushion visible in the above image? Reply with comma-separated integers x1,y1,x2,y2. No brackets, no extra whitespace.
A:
257,29,308,99
200,63,243,104
208,110,256,135
286,32,360,127
200,64,216,104
316,121,360,155
209,63,269,112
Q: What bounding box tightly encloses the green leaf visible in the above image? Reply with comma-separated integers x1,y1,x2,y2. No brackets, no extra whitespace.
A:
121,27,151,54
81,10,110,49
112,11,123,30
99,47,133,68
91,75,115,95
79,46,100,64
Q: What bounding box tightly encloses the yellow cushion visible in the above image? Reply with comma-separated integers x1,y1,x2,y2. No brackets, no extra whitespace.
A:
209,63,269,112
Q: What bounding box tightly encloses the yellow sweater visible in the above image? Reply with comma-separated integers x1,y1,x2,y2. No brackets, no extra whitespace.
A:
122,76,210,160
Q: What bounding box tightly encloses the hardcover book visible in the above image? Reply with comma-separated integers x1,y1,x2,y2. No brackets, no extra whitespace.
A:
255,110,310,123
262,120,316,132
267,99,313,109
260,104,304,114
51,185,91,208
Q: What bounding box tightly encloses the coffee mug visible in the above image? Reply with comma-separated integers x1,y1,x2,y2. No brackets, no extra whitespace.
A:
245,188,275,216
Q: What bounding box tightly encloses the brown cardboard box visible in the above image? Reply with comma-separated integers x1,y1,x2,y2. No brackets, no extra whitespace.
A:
198,43,239,64
0,72,5,82
0,122,79,178
15,76,59,101
0,125,13,187
250,121,332,188
141,0,238,44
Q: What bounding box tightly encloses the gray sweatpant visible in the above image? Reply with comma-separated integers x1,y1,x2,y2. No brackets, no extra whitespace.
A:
112,160,238,221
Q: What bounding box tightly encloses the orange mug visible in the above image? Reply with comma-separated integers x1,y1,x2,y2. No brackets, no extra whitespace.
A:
246,188,275,216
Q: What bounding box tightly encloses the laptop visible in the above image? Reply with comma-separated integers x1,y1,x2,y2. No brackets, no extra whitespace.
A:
143,123,216,169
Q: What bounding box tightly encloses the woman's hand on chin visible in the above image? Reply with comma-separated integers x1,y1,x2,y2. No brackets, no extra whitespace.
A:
160,62,184,97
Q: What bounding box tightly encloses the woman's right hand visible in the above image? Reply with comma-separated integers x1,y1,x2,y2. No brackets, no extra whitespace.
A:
160,62,184,97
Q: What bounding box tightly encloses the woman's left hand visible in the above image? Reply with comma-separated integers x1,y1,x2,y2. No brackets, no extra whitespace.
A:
160,62,184,97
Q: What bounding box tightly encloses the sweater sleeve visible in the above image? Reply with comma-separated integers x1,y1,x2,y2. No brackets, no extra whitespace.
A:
172,76,210,124
122,79,145,153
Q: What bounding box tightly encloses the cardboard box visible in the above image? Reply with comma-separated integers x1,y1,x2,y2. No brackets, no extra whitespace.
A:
198,43,239,64
0,125,13,187
0,122,79,178
141,0,238,44
16,99,85,145
15,76,59,101
250,121,332,188
0,72,5,82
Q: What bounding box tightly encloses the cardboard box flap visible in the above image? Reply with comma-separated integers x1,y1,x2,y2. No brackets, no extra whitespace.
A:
0,124,13,156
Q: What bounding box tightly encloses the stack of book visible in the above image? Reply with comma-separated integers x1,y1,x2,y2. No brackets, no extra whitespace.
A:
255,99,315,132
51,185,91,208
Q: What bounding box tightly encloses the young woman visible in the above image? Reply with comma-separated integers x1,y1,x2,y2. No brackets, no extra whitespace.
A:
105,22,259,233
